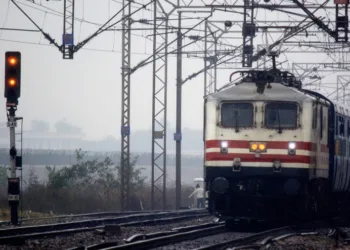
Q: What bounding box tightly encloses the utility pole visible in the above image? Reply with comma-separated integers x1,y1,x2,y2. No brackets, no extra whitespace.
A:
242,0,255,67
151,0,168,210
175,12,182,210
120,0,132,211
62,0,75,59
4,51,22,225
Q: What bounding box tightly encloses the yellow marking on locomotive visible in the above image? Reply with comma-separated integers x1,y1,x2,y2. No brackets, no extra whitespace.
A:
250,142,267,152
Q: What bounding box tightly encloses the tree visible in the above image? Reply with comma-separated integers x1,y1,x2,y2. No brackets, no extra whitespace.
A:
23,168,42,211
45,149,146,212
0,167,7,188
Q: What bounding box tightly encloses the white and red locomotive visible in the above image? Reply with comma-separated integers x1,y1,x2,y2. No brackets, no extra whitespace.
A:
203,69,350,221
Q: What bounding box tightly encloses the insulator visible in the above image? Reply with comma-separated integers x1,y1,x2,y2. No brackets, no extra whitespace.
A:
138,19,148,24
188,35,201,41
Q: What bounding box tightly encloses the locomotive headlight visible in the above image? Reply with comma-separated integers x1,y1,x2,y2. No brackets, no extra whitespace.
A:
221,141,228,154
288,142,296,155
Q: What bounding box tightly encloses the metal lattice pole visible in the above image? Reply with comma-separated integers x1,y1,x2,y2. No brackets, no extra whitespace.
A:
151,0,168,210
175,12,182,210
120,0,132,211
204,20,208,97
204,21,217,96
204,21,227,96
63,0,75,59
242,0,254,67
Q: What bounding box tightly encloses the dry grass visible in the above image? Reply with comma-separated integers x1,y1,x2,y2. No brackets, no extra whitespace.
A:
0,208,55,221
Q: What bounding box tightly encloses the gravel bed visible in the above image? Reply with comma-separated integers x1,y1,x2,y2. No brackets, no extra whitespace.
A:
264,235,350,250
0,216,216,249
152,232,252,250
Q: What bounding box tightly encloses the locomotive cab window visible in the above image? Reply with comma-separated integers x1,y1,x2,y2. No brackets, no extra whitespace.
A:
265,102,298,129
220,103,253,128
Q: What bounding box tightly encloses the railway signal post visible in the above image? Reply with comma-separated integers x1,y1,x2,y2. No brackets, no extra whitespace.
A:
4,51,22,225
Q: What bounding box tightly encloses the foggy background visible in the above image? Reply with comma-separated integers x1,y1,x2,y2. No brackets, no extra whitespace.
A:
0,0,348,187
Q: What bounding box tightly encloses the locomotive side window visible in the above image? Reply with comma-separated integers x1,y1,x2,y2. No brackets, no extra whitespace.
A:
221,103,253,128
336,114,339,135
312,105,317,129
265,102,297,129
340,116,345,137
320,106,323,139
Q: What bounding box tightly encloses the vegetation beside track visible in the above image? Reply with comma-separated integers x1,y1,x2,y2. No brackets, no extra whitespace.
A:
0,209,54,221
0,149,195,215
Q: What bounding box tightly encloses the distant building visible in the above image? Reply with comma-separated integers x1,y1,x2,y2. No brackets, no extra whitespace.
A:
0,122,85,150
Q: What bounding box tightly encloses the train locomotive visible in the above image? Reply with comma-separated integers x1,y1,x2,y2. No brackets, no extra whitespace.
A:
204,66,350,221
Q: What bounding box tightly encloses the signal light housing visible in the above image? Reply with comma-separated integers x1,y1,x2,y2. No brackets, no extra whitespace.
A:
4,51,21,104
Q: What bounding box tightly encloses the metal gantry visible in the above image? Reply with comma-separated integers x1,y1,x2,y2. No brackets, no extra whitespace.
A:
120,0,132,211
335,1,349,42
203,21,234,96
151,0,169,210
62,0,75,59
242,0,255,67
292,63,350,90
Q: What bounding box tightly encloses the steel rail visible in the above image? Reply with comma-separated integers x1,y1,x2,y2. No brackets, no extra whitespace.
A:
0,209,207,237
196,217,350,250
0,211,149,226
0,213,210,245
102,224,226,250
195,226,302,250
67,222,224,250
0,209,192,226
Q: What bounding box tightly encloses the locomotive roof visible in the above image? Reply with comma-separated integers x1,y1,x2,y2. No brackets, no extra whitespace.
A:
208,82,350,116
207,82,314,103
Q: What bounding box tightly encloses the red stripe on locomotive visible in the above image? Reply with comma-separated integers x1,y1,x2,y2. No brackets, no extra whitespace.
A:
205,140,328,152
205,152,311,164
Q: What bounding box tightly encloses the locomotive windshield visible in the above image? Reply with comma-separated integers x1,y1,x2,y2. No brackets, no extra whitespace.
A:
221,103,253,128
265,102,297,129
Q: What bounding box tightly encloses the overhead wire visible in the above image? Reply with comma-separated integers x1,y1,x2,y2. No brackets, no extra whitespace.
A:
130,14,212,73
2,0,347,78
11,0,179,42
0,0,11,38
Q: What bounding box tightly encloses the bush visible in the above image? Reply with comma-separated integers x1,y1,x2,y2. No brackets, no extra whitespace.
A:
0,149,195,214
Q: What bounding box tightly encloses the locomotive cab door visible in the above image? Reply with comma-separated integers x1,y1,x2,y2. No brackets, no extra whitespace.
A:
312,102,326,178
312,102,319,175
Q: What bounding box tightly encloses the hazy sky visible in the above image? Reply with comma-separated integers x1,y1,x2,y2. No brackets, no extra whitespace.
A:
0,0,348,140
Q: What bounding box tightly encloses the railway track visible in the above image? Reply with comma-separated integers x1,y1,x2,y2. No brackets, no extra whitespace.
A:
0,209,208,245
197,218,350,250
67,217,349,250
68,221,226,250
0,210,178,226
